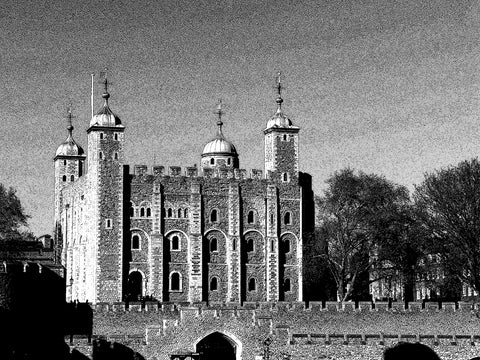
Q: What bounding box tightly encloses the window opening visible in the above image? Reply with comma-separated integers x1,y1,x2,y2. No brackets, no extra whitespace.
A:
284,278,291,292
247,210,254,224
140,208,145,217
171,235,180,251
170,272,181,291
246,238,254,252
178,209,182,218
146,208,151,217
210,238,218,252
132,235,140,250
168,208,172,218
71,175,74,182
62,175,67,182
248,278,256,291
284,212,291,225
210,277,218,291
210,209,218,222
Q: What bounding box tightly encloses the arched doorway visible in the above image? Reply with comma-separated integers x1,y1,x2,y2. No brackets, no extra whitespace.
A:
196,332,236,360
127,271,142,301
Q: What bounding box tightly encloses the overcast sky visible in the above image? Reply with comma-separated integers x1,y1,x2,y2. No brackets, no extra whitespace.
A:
1,0,480,236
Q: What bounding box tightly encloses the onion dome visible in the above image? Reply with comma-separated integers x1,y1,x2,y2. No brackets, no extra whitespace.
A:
56,110,84,156
89,77,122,127
265,72,296,130
202,101,238,156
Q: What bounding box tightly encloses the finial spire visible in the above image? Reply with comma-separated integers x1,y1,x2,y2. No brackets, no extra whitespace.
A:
66,107,74,138
275,71,283,112
214,99,224,137
99,67,110,102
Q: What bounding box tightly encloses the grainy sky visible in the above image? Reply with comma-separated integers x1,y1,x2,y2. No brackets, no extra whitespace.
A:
1,0,480,236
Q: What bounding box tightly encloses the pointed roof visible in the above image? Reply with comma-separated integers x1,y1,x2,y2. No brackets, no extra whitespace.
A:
56,109,85,157
202,100,238,155
265,72,297,130
89,76,122,127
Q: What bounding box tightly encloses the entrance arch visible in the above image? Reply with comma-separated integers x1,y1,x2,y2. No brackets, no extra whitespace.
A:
127,271,143,301
196,332,237,360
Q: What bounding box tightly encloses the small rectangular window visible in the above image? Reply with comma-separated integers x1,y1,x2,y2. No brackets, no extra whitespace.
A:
105,219,112,229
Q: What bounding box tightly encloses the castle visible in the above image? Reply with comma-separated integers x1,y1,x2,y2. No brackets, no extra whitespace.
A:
53,75,314,305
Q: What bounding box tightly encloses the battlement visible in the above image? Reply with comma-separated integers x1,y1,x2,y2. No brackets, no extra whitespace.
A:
91,300,476,314
131,164,265,180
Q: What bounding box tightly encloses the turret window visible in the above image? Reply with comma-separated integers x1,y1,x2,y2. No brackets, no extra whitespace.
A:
146,208,151,217
210,238,218,252
167,208,172,218
170,272,182,291
171,235,180,251
283,134,287,141
70,175,74,182
210,209,218,222
227,158,231,165
131,235,140,250
210,277,219,291
114,152,118,160
210,158,215,165
282,172,289,182
284,212,291,225
63,160,67,166
140,208,145,217
248,278,256,292
114,133,118,141
246,238,254,252
99,151,103,160
100,133,104,140
247,210,255,224
62,175,67,182
184,208,188,218
105,219,112,229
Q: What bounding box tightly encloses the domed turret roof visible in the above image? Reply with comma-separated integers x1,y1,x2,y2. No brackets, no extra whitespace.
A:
55,110,85,157
202,100,238,156
89,92,121,127
56,136,85,156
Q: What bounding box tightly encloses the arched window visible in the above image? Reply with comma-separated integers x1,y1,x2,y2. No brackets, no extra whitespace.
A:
284,278,291,292
178,209,182,218
140,208,145,217
100,133,104,140
283,134,287,141
171,235,180,251
283,239,290,253
284,212,291,225
114,152,118,160
210,209,218,222
210,238,218,252
131,235,140,250
210,158,215,165
227,158,231,165
168,208,172,218
99,151,103,160
62,175,67,182
63,159,67,166
114,133,118,141
70,175,74,182
248,278,256,291
184,208,188,218
283,172,289,182
170,272,181,291
247,210,255,224
210,277,218,291
146,208,151,217
246,238,254,252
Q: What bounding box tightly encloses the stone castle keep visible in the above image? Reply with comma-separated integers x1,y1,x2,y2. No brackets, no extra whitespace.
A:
53,76,314,305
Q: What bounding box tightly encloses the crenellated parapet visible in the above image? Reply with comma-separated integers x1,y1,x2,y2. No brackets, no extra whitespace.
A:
130,165,264,181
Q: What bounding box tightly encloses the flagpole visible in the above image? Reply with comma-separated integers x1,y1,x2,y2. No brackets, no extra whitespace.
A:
91,73,95,119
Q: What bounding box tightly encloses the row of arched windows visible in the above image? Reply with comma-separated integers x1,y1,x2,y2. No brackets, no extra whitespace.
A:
99,132,119,141
130,203,152,218
62,175,75,182
98,151,119,160
164,208,189,218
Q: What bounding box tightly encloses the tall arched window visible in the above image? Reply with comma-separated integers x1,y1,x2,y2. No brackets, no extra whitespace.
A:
248,278,256,291
146,208,151,217
171,235,180,251
62,175,67,182
210,158,215,165
284,212,291,225
210,238,218,252
210,277,218,291
70,175,74,182
140,208,145,217
114,152,118,160
210,209,218,222
184,208,188,218
283,239,290,253
170,272,181,291
178,209,182,218
284,278,291,292
168,208,172,218
131,235,140,250
247,210,255,224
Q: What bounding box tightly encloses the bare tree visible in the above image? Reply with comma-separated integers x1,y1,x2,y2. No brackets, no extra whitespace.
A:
414,158,480,296
317,169,410,301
